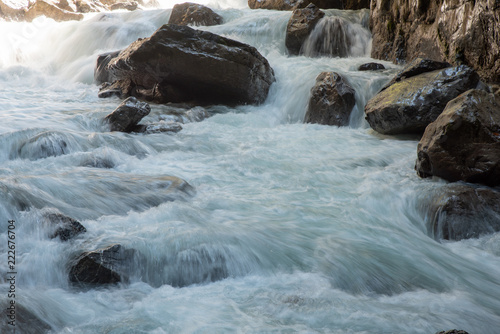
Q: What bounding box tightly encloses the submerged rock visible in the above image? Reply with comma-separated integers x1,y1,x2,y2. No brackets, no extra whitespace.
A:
69,244,136,286
304,72,355,126
358,62,385,71
168,2,222,26
285,3,325,56
427,185,500,241
364,65,480,135
97,24,275,105
43,212,87,241
0,301,51,334
17,131,73,160
416,89,500,186
104,97,151,132
435,331,469,334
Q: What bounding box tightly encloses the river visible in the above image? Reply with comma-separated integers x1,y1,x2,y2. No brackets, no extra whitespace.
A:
1,1,500,333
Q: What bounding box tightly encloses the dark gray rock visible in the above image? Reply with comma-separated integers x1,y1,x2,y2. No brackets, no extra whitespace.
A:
285,3,325,55
304,72,355,126
365,65,480,135
416,89,500,186
168,2,222,26
98,24,275,105
104,97,151,132
94,50,121,84
0,301,51,334
358,62,385,71
69,244,136,286
381,58,451,91
44,212,86,241
427,185,500,240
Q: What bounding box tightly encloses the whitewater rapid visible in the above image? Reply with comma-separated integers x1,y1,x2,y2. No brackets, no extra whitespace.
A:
1,2,500,333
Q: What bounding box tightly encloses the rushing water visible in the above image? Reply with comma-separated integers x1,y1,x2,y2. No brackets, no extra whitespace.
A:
1,1,500,333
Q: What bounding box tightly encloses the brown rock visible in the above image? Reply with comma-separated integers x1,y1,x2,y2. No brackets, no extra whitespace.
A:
43,212,87,241
304,72,356,126
25,0,84,21
428,184,500,241
104,96,151,132
98,24,275,105
364,65,480,135
0,0,28,20
370,0,500,83
285,3,324,55
416,89,500,186
168,2,222,26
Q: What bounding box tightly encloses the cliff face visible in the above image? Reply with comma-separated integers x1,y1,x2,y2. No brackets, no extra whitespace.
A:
370,0,500,83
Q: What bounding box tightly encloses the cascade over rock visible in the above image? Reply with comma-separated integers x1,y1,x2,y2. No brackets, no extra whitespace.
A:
304,72,355,126
97,24,275,105
168,2,222,26
364,65,480,135
43,212,87,241
285,3,324,55
69,244,137,286
370,0,500,83
380,58,451,91
416,89,500,186
427,185,500,241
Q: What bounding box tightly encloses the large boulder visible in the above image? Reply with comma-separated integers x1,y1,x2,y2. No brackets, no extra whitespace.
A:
103,96,151,132
364,65,480,135
248,0,369,10
416,89,500,186
370,0,500,83
25,0,84,21
285,3,324,55
97,24,275,105
427,185,500,241
304,72,356,126
168,2,222,26
69,244,137,286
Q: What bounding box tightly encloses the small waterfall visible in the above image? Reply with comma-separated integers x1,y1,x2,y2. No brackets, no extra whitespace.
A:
302,13,372,58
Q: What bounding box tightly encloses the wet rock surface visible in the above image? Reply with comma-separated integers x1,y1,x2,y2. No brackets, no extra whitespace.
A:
365,65,480,135
97,24,275,105
427,184,500,241
416,89,500,186
358,62,385,71
168,2,222,26
69,244,136,286
304,72,356,126
43,212,87,241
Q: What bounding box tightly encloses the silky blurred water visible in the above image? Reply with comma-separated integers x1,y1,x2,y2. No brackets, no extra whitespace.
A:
1,2,500,333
